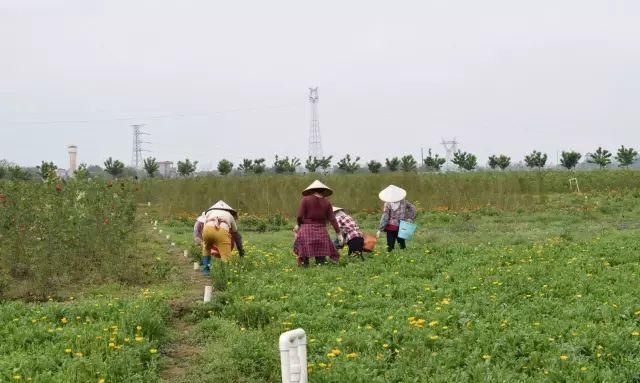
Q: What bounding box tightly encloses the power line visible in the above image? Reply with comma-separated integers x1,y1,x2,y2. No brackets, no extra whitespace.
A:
5,103,301,125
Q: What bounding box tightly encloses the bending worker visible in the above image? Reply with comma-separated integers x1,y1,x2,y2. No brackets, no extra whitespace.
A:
193,200,245,275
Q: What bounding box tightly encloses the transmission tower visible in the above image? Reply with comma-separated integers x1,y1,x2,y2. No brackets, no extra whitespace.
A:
131,124,150,169
308,87,323,158
441,138,459,164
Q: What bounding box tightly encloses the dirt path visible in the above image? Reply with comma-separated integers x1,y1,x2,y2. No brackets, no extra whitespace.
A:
158,237,209,382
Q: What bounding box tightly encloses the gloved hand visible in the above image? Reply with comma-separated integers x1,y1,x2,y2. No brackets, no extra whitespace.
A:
293,224,299,233
376,230,381,239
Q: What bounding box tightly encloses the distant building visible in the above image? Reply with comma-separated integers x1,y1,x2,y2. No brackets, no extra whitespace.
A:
158,161,176,178
56,168,69,179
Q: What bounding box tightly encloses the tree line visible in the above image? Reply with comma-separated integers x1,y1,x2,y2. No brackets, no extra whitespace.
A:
0,145,637,181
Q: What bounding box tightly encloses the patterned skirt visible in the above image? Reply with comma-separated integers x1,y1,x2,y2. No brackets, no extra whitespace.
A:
293,223,339,261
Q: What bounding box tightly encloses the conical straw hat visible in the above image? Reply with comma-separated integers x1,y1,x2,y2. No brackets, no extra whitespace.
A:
206,200,238,217
302,180,333,197
332,206,344,213
378,185,407,203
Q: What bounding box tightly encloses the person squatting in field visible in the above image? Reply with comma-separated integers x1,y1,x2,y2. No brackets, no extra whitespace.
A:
332,206,365,259
293,180,342,267
377,185,416,251
193,200,245,276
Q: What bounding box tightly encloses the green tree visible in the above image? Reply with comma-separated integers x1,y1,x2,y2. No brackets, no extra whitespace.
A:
559,151,581,170
217,159,234,175
524,150,548,170
0,160,9,179
317,156,332,174
587,147,612,169
400,155,417,172
488,154,511,170
36,161,58,181
615,145,638,168
367,160,382,173
337,154,361,173
253,158,266,174
238,159,254,174
103,157,125,178
177,158,198,176
424,149,446,171
385,157,400,172
143,157,159,178
273,156,300,174
452,151,477,171
74,163,90,180
305,156,320,173
7,165,31,180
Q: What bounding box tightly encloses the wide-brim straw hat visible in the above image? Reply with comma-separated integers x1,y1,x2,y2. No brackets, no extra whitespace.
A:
206,200,238,218
378,185,407,203
302,180,333,197
332,206,344,213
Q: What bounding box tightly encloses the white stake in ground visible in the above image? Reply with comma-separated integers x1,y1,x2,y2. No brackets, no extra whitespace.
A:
193,261,199,271
203,285,212,302
569,177,580,193
279,328,308,383
183,250,189,257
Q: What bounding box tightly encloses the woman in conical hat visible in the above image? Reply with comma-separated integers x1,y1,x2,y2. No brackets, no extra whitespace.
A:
194,200,244,274
377,185,416,252
293,180,341,266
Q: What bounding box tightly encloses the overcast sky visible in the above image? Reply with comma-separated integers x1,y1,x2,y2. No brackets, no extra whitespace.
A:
1,0,639,170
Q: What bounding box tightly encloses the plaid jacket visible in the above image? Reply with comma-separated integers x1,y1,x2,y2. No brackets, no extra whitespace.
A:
379,200,416,231
336,213,363,242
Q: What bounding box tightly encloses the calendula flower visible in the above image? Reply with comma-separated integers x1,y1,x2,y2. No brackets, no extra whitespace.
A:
346,352,358,359
149,348,158,354
560,355,569,361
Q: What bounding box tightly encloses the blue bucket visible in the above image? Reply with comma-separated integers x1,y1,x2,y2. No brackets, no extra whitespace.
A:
398,220,417,240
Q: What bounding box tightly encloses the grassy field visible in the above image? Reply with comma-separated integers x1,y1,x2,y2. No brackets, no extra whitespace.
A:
2,175,640,382
159,190,640,382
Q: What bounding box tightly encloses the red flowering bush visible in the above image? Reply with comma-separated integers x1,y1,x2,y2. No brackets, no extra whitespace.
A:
0,179,139,299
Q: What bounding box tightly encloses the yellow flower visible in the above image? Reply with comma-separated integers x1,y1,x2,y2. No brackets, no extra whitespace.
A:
383,343,389,348
135,336,144,342
560,355,569,361
346,352,358,359
108,342,115,348
98,379,105,383
580,367,588,372
74,352,83,358
64,348,72,354
428,320,439,327
429,335,439,340
12,375,21,380
136,325,142,331
440,298,450,305
149,348,158,354
60,317,68,324
632,331,640,336
482,354,491,360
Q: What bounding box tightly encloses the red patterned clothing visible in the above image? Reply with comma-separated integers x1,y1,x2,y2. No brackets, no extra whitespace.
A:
293,224,339,261
336,212,363,242
297,195,340,233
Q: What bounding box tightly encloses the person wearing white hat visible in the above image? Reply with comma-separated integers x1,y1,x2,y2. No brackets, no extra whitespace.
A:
193,200,244,274
377,185,416,252
293,180,342,266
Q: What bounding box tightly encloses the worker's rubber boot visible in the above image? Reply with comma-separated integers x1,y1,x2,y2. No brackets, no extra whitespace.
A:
201,255,211,276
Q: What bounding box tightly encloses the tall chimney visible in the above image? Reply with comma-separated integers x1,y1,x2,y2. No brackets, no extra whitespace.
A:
67,145,78,174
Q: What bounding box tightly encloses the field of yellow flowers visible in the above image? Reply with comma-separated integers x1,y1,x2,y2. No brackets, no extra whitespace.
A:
161,190,640,382
2,176,640,382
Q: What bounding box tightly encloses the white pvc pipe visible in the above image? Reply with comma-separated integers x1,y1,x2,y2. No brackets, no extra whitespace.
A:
183,250,189,257
171,242,175,247
193,261,199,270
203,285,212,302
165,234,170,240
279,328,307,383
